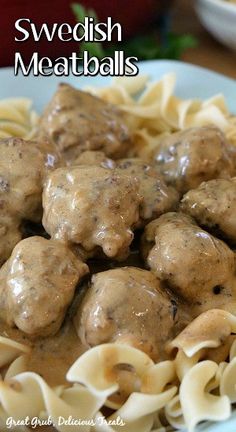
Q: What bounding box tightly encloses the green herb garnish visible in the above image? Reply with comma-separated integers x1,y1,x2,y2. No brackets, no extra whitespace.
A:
71,3,198,60
71,3,106,58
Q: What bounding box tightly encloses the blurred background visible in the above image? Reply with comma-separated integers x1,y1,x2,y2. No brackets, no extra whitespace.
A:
1,0,235,78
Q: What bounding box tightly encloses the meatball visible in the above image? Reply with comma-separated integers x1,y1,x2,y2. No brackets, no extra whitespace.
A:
74,155,179,224
0,237,88,337
153,126,234,194
74,150,116,169
0,214,21,266
0,137,49,222
229,145,236,174
42,166,141,260
180,178,236,244
117,158,179,223
142,212,236,313
38,84,131,162
74,267,187,361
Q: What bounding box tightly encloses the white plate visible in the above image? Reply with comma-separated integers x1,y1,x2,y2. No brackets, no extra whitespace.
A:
0,60,236,432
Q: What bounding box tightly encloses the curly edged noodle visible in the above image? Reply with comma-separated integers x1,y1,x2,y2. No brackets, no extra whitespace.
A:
0,341,177,432
0,310,235,431
85,73,236,156
0,98,38,139
166,309,236,431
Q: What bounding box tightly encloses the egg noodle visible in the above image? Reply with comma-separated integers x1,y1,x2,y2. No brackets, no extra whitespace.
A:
0,74,236,431
0,309,235,431
0,98,38,140
85,73,236,157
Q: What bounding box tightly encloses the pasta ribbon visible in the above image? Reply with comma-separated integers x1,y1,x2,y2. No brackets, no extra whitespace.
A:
174,350,201,381
0,373,105,432
0,98,38,139
67,344,154,400
168,309,236,357
0,337,30,369
165,395,185,430
220,359,236,402
86,74,236,155
180,361,231,432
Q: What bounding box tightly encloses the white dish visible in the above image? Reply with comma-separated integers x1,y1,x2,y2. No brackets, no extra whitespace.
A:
0,59,236,432
195,0,236,51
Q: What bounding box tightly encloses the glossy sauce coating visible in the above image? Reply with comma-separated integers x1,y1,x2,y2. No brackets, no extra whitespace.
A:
74,150,116,169
0,318,83,388
74,267,189,361
0,236,88,337
0,137,51,222
0,137,55,265
38,84,132,162
73,153,179,225
154,126,234,194
180,177,236,243
117,158,179,223
0,215,21,266
43,166,142,259
142,212,236,314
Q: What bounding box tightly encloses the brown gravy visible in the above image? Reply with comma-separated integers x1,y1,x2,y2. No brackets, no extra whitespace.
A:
0,252,144,387
0,319,84,387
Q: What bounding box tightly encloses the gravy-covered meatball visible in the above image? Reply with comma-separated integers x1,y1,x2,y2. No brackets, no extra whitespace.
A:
0,215,21,266
43,166,141,259
154,126,234,194
74,155,179,224
117,158,179,222
0,137,49,222
38,84,131,162
142,212,236,313
0,237,88,337
74,267,187,361
230,146,236,174
180,178,236,244
74,150,116,169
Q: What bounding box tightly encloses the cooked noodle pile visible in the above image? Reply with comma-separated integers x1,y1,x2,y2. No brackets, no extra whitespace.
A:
86,73,236,157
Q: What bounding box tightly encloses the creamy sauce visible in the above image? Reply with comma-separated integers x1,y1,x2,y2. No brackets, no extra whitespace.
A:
0,241,235,431
1,244,235,387
0,252,144,386
38,84,131,162
0,318,84,387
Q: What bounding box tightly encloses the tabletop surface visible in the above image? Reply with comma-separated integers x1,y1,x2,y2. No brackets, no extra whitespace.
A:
173,0,236,79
